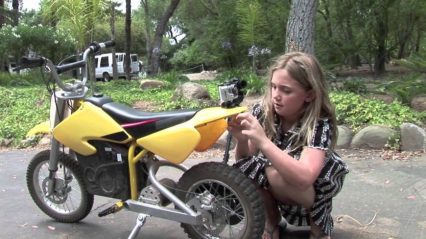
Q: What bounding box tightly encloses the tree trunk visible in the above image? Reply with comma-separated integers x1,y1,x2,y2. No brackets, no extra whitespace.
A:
147,0,180,76
12,0,18,26
141,1,152,74
0,0,5,28
110,2,118,80
285,0,317,54
373,9,388,76
125,0,131,80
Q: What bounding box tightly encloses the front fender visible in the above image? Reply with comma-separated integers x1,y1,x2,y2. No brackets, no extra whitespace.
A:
26,121,50,138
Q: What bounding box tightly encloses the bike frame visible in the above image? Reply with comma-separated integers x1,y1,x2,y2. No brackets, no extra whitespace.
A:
26,41,250,239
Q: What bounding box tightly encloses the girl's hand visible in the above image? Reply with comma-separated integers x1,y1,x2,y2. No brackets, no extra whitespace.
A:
234,112,268,147
227,115,248,142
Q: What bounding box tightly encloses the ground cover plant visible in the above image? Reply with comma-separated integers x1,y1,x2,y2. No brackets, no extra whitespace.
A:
0,71,424,147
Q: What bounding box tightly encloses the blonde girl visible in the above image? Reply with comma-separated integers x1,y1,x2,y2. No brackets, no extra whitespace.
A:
228,52,349,239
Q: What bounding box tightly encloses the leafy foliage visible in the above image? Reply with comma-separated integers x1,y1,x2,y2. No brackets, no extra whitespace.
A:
0,71,423,146
375,73,426,105
341,78,368,94
0,85,50,144
330,91,424,131
0,23,76,64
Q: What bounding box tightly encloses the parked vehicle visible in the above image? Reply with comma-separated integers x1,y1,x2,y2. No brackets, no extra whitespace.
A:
95,52,139,81
19,41,265,239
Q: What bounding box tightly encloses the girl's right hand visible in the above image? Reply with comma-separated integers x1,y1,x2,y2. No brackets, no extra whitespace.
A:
227,115,248,142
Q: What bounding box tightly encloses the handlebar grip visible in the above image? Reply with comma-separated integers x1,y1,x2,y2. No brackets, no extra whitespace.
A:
89,40,115,53
19,57,45,69
56,60,86,74
101,40,115,48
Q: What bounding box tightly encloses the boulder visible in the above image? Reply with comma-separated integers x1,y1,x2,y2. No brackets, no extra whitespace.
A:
139,79,165,89
173,82,211,101
336,125,352,149
351,125,397,149
400,123,426,151
366,93,395,104
411,95,426,112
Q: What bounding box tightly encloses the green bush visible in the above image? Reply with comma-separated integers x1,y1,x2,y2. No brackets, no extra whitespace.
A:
0,70,45,86
330,91,424,131
1,76,424,147
156,70,190,85
0,86,50,144
375,73,426,105
341,78,368,94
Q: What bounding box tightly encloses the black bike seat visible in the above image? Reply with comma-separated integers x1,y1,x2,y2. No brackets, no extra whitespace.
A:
102,102,198,138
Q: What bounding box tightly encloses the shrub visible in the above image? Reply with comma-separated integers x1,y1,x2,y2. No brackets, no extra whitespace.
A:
156,70,190,85
341,78,368,94
375,73,426,105
330,91,424,131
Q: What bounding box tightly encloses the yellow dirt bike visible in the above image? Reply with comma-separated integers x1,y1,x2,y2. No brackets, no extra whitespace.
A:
20,41,265,239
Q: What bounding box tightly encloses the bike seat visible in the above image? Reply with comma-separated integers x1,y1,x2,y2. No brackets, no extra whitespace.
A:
102,102,198,138
85,95,113,107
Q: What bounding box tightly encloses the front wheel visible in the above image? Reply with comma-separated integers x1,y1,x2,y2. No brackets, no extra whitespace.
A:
26,150,94,222
176,162,265,239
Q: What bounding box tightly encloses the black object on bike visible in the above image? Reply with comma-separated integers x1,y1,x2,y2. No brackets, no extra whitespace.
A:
219,77,247,108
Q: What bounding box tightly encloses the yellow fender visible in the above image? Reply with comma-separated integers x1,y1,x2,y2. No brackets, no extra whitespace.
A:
26,121,50,138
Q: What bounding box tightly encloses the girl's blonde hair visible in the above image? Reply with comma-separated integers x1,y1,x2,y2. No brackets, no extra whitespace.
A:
261,52,337,150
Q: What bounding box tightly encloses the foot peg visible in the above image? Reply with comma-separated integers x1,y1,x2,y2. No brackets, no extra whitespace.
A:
98,201,125,217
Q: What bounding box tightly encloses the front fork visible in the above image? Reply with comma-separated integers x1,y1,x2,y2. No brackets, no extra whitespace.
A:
46,97,68,196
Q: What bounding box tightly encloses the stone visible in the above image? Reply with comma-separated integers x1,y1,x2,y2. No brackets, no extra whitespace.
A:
351,125,397,149
411,95,426,112
173,82,211,101
139,79,165,89
336,125,352,149
366,93,395,104
400,123,426,151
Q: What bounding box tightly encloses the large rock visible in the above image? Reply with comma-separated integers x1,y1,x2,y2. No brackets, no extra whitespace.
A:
366,93,395,104
139,79,166,89
411,95,426,112
351,125,397,149
336,125,352,149
400,123,426,151
173,82,211,101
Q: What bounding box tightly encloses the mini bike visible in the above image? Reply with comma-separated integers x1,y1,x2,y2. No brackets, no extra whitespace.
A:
19,41,265,239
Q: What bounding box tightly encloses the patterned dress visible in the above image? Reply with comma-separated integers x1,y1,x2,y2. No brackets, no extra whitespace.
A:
233,103,349,235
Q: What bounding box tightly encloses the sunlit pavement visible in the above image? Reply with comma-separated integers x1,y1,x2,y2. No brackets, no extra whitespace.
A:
0,149,424,239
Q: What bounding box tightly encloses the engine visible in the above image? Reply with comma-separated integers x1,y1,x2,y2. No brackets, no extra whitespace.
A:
76,141,147,200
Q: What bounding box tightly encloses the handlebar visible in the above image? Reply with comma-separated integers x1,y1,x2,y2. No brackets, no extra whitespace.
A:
16,40,115,93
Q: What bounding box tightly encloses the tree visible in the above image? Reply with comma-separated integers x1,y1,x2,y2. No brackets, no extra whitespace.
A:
0,0,5,29
42,0,109,50
12,0,19,26
286,0,317,54
108,1,120,80
236,0,268,71
143,0,180,76
125,0,131,80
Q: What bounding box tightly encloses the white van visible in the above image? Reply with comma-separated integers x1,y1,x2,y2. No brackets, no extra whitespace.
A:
95,53,140,81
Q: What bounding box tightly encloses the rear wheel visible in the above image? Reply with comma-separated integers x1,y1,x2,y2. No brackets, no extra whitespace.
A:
26,150,93,222
176,162,265,239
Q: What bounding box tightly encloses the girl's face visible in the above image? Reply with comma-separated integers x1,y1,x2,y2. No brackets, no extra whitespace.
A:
271,69,312,125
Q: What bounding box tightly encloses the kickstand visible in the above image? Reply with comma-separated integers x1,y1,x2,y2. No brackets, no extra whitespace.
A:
128,213,149,239
222,132,233,165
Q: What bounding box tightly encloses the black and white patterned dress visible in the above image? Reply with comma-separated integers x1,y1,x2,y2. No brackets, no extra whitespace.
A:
233,103,349,235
